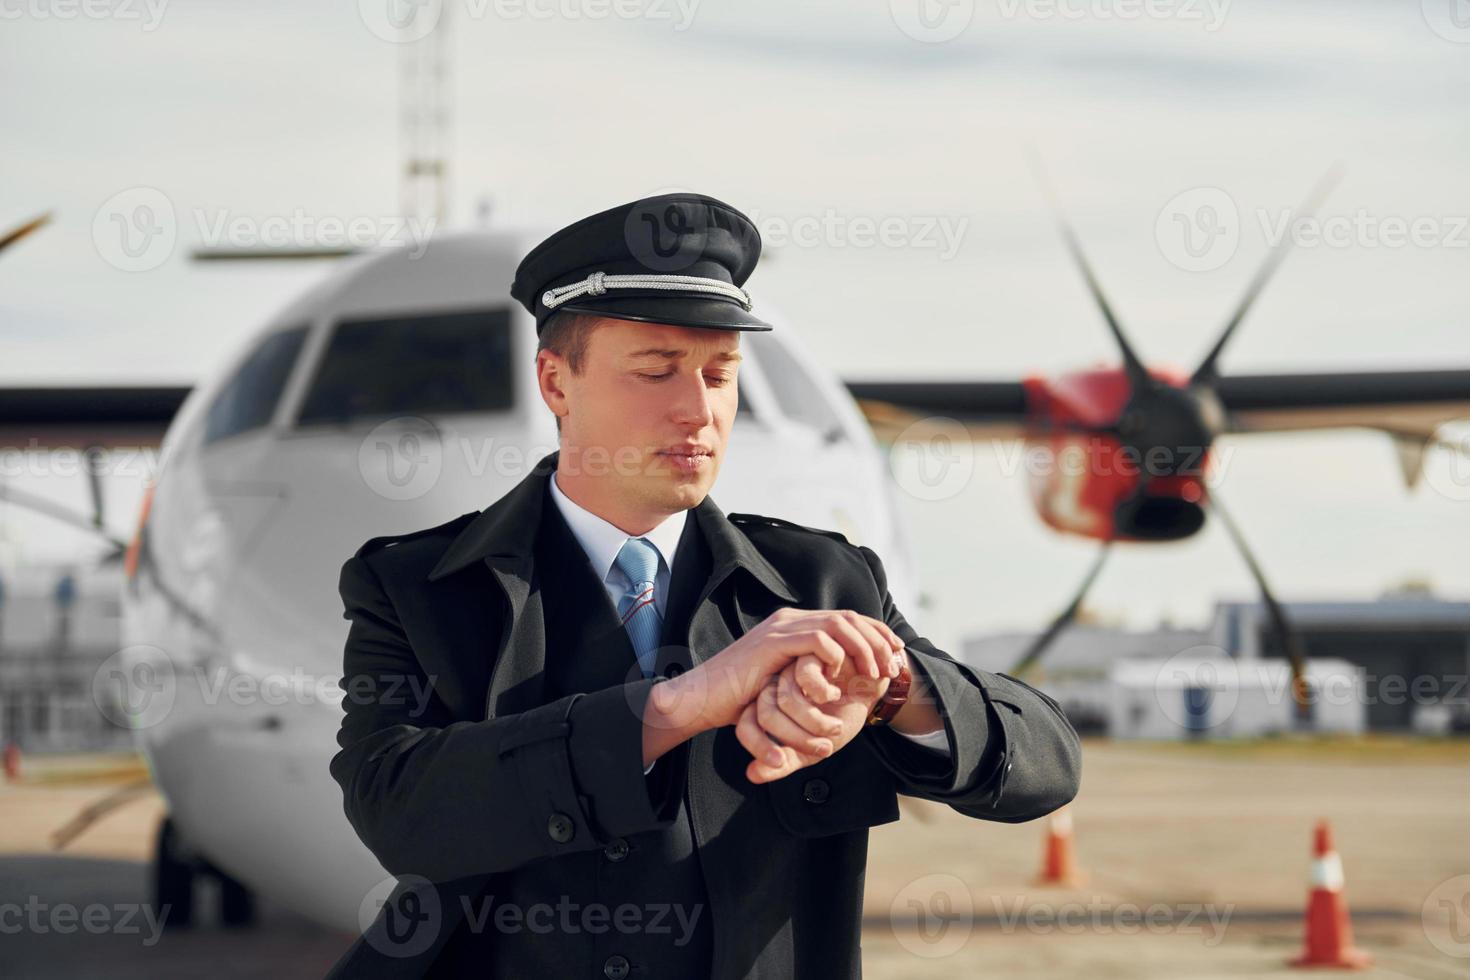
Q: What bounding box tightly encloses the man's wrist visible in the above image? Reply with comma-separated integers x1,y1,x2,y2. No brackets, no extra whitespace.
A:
884,649,945,737
640,673,715,768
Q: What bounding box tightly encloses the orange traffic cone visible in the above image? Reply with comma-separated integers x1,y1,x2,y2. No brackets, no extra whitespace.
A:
3,743,19,782
1035,809,1087,887
1290,820,1372,969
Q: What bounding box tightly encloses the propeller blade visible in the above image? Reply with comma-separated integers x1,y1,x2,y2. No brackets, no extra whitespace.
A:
0,483,127,551
1205,494,1312,715
1027,151,1150,390
51,777,155,850
84,444,106,530
1190,165,1345,385
1009,541,1113,679
0,212,53,256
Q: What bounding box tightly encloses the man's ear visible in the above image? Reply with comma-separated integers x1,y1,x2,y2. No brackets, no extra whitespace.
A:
536,349,570,425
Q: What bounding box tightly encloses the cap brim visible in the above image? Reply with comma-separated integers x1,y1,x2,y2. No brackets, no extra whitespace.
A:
551,295,772,332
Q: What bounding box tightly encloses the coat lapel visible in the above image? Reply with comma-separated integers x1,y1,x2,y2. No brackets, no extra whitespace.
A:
423,448,803,722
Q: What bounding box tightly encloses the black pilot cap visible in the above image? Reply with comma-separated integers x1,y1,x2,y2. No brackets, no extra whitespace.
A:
511,192,772,335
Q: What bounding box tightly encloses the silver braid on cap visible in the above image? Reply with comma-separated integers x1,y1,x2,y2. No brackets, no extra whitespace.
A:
541,272,753,312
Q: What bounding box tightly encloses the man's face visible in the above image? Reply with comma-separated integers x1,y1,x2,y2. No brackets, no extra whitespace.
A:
545,318,741,516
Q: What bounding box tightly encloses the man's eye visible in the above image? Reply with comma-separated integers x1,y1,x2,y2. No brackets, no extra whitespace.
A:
706,375,732,387
637,372,672,381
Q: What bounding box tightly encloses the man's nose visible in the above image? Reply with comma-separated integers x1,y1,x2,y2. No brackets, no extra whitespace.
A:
668,372,715,427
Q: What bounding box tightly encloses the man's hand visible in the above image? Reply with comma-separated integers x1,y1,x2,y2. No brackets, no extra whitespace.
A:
642,608,903,768
735,647,901,784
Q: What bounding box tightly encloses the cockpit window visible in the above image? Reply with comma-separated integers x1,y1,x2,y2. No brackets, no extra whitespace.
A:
743,333,843,439
296,308,514,425
203,325,309,445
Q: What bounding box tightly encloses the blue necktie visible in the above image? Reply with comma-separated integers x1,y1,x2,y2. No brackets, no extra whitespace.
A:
613,536,663,679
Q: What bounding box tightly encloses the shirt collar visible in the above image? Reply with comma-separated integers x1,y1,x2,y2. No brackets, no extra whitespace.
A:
548,470,688,586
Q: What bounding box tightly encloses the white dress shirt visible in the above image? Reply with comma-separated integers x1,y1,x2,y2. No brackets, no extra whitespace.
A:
547,472,952,775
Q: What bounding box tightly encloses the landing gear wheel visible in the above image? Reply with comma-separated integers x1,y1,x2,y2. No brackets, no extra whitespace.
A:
150,816,258,929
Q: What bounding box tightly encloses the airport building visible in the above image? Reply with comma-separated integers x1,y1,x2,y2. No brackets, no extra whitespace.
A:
963,590,1470,739
0,562,133,752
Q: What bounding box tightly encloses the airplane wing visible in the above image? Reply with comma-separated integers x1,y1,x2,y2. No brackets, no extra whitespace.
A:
844,367,1470,480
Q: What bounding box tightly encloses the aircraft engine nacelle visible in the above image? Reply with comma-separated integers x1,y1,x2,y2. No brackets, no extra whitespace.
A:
1021,368,1212,543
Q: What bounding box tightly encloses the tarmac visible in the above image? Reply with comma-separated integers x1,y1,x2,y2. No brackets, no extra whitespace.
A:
2,738,1466,979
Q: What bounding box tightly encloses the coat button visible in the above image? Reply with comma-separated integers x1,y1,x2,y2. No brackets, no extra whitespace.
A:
603,838,630,862
603,954,630,979
664,662,684,679
802,778,830,804
546,812,574,843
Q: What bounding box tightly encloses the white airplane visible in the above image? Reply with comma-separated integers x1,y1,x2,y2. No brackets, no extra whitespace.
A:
4,194,1468,931
1,223,921,932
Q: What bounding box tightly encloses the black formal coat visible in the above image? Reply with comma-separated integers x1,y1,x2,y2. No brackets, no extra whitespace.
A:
325,449,1081,979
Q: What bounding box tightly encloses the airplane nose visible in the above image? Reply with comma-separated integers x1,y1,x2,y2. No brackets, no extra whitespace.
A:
193,422,554,679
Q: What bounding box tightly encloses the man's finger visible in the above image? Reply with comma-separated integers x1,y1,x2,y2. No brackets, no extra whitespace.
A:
793,655,841,704
757,684,834,757
842,611,905,678
818,612,883,681
776,669,844,738
735,702,789,769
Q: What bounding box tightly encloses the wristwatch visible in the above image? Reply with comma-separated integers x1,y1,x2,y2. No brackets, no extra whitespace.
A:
865,661,912,727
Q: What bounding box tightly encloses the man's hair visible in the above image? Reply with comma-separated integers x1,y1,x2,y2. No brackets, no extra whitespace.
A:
537,310,603,434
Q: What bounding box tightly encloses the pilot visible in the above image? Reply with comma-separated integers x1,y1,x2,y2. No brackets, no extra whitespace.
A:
326,193,1081,979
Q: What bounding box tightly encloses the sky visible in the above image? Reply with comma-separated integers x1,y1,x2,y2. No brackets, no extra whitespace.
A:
2,0,1469,650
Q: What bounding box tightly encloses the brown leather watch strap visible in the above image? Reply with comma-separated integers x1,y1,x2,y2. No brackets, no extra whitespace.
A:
865,662,911,727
